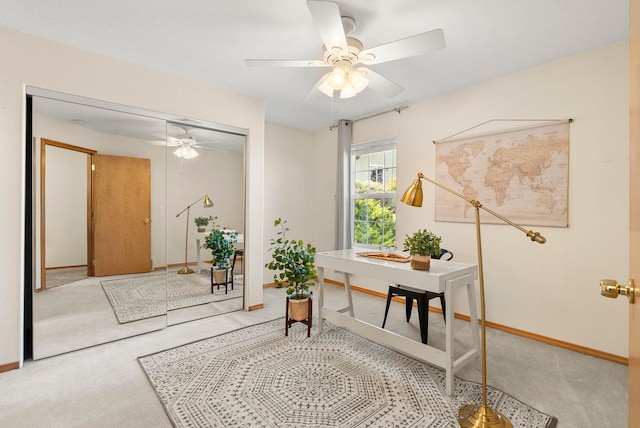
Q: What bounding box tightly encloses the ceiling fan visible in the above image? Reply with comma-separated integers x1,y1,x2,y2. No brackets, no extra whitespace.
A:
156,126,203,159
245,0,446,99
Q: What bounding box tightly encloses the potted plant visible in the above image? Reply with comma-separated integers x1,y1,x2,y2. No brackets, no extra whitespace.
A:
404,229,442,270
265,218,316,320
204,229,237,283
194,215,217,232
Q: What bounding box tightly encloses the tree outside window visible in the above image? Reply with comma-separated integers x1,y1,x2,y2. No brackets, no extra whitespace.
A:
352,146,396,247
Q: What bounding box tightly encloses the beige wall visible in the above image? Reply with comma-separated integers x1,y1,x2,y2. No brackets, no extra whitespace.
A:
315,42,629,357
44,145,87,268
0,26,265,367
263,123,316,284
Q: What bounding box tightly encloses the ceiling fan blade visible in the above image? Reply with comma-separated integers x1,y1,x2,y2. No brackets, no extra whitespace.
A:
245,59,328,68
365,69,404,98
307,0,348,54
152,136,184,146
358,29,446,65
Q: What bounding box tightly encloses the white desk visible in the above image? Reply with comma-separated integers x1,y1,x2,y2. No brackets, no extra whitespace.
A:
315,248,480,395
194,231,244,273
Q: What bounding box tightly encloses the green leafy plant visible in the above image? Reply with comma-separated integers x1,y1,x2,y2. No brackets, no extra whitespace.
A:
265,218,316,299
403,229,442,257
204,229,237,269
194,215,217,228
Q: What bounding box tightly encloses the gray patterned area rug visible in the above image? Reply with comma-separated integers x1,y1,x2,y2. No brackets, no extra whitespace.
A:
139,320,557,428
102,272,242,324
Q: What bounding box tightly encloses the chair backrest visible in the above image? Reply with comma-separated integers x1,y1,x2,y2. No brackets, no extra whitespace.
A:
431,248,453,261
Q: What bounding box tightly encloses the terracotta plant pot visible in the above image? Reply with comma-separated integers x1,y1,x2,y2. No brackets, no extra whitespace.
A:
197,227,206,232
289,297,310,321
410,254,431,270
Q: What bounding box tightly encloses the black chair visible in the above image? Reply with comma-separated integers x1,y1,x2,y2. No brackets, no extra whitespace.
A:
381,249,453,344
431,248,453,260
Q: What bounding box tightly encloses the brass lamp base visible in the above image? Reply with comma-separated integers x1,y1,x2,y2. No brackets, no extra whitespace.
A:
177,266,194,274
458,404,513,428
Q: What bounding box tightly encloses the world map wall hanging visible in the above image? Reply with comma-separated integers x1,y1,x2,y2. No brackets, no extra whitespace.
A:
434,121,569,227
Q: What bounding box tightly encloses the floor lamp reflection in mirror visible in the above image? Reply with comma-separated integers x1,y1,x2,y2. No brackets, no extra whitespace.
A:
401,172,546,428
176,194,214,274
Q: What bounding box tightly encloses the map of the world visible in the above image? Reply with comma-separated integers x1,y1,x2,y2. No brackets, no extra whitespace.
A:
434,122,569,227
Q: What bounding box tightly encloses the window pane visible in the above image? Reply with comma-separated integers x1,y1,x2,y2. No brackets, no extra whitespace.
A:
384,149,396,168
369,152,385,166
368,220,384,246
354,198,368,221
354,154,369,172
354,171,369,194
383,167,396,193
354,220,368,245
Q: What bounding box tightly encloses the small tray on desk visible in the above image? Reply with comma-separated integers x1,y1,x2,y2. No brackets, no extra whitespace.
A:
356,251,411,263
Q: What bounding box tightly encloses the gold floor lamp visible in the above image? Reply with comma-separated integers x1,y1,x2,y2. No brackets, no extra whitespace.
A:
401,173,546,428
176,194,214,274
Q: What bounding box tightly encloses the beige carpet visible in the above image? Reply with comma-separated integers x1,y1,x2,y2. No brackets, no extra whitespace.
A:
45,266,88,288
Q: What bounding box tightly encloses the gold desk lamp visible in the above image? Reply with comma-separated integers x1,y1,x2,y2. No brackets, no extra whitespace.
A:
401,173,545,428
175,194,214,274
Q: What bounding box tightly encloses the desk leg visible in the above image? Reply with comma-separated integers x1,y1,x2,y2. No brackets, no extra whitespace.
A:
318,266,325,334
444,283,455,395
343,273,355,317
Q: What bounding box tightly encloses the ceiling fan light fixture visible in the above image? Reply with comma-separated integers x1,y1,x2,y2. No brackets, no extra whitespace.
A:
319,60,369,98
327,66,347,89
318,73,334,96
173,145,199,159
350,67,369,93
339,85,356,99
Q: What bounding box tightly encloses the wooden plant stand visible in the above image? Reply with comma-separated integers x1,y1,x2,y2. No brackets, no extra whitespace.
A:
285,296,312,337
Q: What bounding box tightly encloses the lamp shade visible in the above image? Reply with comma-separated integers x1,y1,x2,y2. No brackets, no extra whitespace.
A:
327,66,346,89
400,177,423,207
339,85,356,99
350,68,369,93
318,73,334,97
173,145,199,159
203,195,214,208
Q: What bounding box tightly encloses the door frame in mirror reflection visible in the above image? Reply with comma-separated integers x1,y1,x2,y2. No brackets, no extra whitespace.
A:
40,139,95,291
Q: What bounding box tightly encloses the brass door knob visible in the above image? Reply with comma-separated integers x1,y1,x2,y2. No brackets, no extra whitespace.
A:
144,218,150,224
600,279,635,303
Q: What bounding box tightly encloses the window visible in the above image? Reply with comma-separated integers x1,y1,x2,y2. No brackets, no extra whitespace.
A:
352,141,396,248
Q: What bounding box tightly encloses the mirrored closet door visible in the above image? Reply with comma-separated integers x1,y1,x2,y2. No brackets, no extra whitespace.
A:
30,92,246,358
32,97,169,359
165,122,246,326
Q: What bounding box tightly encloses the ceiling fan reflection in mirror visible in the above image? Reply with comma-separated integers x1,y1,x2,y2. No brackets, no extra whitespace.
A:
156,126,202,159
245,0,446,99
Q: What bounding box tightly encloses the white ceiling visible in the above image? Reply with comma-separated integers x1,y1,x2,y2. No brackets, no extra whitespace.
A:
1,0,629,132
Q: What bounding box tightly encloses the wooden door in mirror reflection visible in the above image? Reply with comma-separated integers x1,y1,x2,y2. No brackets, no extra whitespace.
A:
93,154,152,276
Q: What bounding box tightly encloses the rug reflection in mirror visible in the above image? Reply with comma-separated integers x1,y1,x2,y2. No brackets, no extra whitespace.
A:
102,272,242,323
